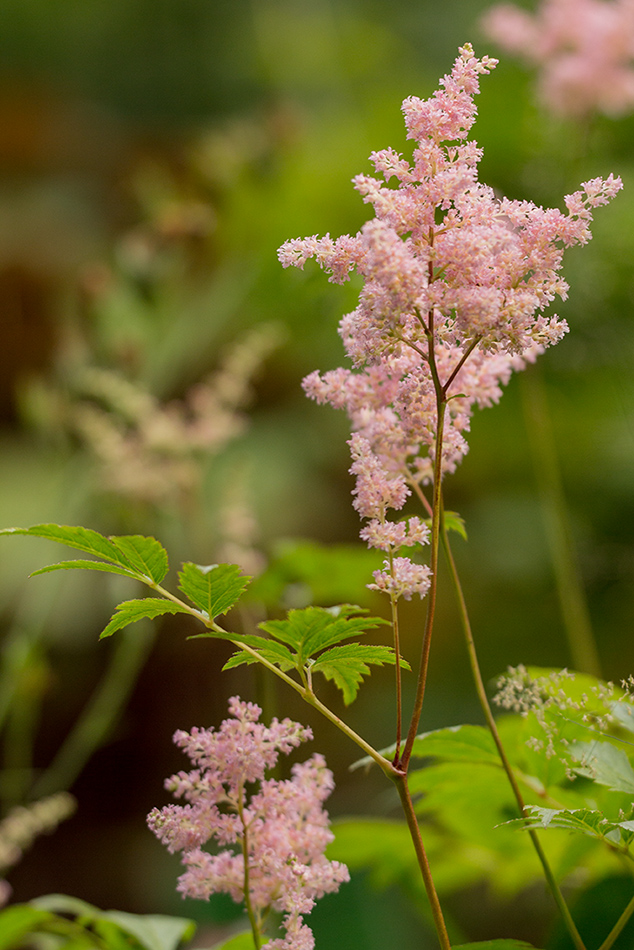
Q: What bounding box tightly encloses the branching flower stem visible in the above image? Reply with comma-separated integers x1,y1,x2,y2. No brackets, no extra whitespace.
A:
439,516,587,950
399,312,446,771
238,789,262,950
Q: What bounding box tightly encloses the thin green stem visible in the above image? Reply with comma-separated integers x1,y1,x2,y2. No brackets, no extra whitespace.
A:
151,581,395,776
440,516,587,950
392,771,452,950
520,367,601,677
596,889,634,950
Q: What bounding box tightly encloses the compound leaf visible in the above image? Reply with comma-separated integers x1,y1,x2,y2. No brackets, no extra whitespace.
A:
259,605,388,667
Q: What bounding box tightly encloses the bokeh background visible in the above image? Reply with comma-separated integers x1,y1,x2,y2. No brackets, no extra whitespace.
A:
1,0,633,947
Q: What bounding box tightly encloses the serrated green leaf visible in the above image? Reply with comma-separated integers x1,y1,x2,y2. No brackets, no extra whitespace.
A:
0,524,124,561
259,605,388,668
31,559,147,579
444,510,467,541
0,524,168,584
222,638,295,672
502,805,630,847
571,740,634,794
178,563,251,619
312,643,407,705
100,599,192,639
109,536,169,584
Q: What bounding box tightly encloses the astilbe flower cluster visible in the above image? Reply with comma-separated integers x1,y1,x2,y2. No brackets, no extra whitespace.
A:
279,44,622,600
147,697,348,950
482,0,634,117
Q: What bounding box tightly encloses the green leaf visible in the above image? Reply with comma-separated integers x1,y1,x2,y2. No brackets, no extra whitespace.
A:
259,605,387,667
27,897,196,950
443,510,467,541
571,740,634,794
0,524,169,584
100,598,192,639
178,563,251,619
246,539,383,609
610,699,634,734
350,723,500,772
211,932,264,950
222,638,296,671
312,643,407,705
0,905,59,950
454,942,541,949
109,536,169,584
101,912,196,950
502,805,633,848
31,559,151,579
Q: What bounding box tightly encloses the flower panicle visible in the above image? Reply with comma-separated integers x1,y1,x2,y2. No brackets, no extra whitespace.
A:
148,698,348,950
280,44,621,584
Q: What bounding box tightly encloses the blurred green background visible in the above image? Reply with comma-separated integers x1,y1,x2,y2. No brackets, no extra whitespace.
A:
0,0,633,947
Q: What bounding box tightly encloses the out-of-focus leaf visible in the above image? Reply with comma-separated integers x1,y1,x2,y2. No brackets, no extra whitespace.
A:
246,539,383,608
101,912,196,950
502,804,634,848
211,932,262,950
443,511,467,541
0,905,59,950
571,740,634,794
351,724,501,771
453,942,541,949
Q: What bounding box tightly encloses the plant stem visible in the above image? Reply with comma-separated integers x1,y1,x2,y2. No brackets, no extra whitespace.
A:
440,516,587,950
392,770,452,950
400,325,446,770
388,553,403,763
520,367,601,677
597,888,634,950
238,788,262,950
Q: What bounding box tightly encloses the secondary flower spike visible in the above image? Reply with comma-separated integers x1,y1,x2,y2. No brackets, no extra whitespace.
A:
279,44,621,596
148,697,348,950
482,0,634,117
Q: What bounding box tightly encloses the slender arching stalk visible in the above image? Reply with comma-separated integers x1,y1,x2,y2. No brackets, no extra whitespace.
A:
439,512,587,950
597,888,634,950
